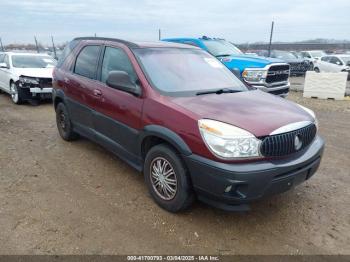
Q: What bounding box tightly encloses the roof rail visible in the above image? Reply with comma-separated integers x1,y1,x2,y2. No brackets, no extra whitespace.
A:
73,37,138,48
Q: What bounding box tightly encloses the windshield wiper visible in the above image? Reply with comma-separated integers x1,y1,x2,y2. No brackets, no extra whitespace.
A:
196,88,242,96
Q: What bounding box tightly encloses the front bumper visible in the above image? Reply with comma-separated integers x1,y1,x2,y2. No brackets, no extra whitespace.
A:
184,135,325,211
250,81,290,98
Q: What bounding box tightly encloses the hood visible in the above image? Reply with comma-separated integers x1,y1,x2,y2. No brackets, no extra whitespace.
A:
13,67,54,78
169,90,313,137
219,55,284,71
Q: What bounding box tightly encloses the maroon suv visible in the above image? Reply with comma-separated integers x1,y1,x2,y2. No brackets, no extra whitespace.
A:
52,37,324,212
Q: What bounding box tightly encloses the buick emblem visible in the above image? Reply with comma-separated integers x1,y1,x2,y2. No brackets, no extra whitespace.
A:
294,135,302,150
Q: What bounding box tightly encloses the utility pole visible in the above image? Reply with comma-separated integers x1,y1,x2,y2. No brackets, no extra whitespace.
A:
51,36,57,59
34,36,40,53
0,37,4,52
158,29,161,40
268,21,274,57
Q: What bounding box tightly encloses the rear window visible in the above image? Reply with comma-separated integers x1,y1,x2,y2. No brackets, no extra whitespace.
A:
56,40,79,68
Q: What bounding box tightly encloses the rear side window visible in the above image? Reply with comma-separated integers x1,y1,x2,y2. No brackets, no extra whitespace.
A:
74,45,100,79
57,40,79,68
101,47,137,84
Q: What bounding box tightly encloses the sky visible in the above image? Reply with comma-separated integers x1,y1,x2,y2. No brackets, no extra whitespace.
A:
0,0,349,45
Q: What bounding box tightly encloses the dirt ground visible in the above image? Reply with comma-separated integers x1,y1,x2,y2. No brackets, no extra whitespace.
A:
0,91,349,255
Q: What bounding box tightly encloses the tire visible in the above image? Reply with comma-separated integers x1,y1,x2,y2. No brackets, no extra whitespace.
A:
144,144,195,212
314,67,320,73
10,82,23,104
55,102,79,141
309,62,314,71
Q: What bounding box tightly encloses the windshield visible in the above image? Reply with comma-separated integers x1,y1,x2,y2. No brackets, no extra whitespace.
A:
309,51,326,58
273,51,297,59
133,48,247,97
12,55,57,68
203,40,243,57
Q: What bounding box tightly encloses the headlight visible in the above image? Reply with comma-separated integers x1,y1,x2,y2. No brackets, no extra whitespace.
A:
198,119,261,159
297,104,318,129
19,76,39,85
242,69,267,82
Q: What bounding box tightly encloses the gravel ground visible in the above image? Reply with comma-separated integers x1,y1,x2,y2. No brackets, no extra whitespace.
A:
0,91,349,255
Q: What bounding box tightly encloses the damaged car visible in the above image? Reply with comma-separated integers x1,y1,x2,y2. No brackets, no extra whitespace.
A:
0,52,56,104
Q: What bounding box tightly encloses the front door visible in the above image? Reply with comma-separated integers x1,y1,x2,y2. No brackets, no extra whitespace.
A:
93,45,143,157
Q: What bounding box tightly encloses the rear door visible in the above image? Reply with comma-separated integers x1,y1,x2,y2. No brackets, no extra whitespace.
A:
319,56,331,72
92,44,144,158
65,44,102,135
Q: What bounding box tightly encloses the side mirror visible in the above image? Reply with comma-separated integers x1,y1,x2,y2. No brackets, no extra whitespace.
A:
106,71,141,96
0,62,9,69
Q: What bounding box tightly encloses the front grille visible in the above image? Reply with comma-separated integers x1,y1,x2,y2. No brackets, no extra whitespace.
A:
260,124,317,157
289,62,309,73
39,78,52,88
266,64,290,84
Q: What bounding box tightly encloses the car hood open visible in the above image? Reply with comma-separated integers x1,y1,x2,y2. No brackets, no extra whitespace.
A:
169,90,314,137
13,67,54,79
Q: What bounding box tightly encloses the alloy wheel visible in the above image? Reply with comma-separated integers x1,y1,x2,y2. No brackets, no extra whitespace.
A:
150,157,178,200
10,83,19,103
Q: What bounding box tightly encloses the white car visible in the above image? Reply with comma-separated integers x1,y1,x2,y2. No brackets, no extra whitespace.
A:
300,50,327,70
314,55,350,77
0,52,56,104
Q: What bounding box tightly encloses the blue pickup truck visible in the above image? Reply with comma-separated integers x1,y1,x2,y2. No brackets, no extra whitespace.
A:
162,36,291,97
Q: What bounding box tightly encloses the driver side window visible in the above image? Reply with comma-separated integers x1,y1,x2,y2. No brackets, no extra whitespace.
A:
101,47,137,84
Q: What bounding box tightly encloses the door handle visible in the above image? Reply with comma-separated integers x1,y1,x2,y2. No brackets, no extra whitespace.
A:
93,89,102,97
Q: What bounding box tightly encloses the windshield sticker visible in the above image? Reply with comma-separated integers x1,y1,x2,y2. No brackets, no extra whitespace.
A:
204,58,224,68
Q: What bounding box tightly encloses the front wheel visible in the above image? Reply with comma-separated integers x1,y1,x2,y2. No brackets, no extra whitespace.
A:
10,82,22,104
314,67,320,73
144,144,195,212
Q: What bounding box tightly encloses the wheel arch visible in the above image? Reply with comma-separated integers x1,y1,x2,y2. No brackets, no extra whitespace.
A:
53,89,66,109
139,125,192,160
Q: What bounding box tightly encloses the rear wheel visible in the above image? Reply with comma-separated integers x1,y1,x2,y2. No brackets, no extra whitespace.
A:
314,67,320,73
56,102,79,141
144,144,195,212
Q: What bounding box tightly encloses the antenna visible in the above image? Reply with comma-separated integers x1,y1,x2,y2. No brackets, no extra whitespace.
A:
34,36,40,53
51,36,57,59
268,21,274,57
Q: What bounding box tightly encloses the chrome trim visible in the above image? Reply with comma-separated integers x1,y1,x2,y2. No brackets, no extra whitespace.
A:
270,121,313,136
243,63,290,88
